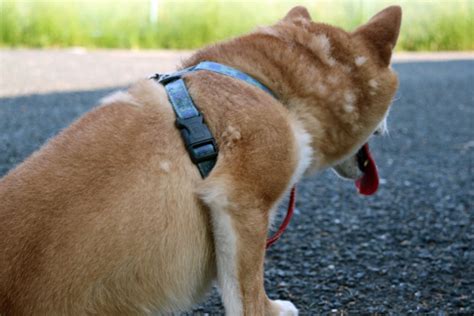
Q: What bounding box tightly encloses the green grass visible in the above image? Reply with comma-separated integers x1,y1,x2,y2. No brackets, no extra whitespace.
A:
0,0,472,51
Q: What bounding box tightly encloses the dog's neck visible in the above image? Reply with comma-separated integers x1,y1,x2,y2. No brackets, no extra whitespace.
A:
182,32,329,167
182,33,302,104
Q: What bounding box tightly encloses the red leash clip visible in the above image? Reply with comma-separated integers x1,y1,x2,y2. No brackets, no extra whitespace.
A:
266,186,296,249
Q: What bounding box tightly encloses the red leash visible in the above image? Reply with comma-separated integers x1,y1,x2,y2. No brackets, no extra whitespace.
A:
266,186,296,249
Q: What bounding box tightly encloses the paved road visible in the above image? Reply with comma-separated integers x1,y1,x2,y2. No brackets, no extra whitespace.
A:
0,51,473,314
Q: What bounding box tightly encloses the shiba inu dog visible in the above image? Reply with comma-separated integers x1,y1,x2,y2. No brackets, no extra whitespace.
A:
0,5,401,315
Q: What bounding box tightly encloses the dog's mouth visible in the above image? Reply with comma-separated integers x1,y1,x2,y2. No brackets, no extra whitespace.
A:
355,143,379,195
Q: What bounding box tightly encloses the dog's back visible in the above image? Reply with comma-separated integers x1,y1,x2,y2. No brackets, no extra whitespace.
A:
0,80,215,314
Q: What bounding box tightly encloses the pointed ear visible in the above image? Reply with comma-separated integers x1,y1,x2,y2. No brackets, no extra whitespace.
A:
354,6,402,66
283,6,312,22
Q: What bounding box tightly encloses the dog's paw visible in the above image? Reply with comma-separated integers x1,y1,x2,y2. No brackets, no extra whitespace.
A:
272,300,298,316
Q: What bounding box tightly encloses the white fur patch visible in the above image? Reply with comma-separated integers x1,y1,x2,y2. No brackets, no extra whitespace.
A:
376,113,389,135
343,91,356,113
199,185,242,315
313,34,330,54
368,79,379,89
159,161,171,173
221,125,241,146
256,26,280,38
343,103,355,113
100,90,140,106
289,118,313,185
273,300,299,315
368,79,378,96
355,56,367,66
310,34,336,67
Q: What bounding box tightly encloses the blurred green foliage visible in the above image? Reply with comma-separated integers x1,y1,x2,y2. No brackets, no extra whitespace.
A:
0,0,472,51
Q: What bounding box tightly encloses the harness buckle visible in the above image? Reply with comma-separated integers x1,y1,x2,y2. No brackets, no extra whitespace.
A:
175,115,218,164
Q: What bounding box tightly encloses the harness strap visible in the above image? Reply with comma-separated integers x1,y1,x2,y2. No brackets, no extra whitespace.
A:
153,61,273,177
163,78,217,177
158,61,274,97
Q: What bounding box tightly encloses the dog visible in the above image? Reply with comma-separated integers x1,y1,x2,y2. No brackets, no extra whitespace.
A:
0,5,401,315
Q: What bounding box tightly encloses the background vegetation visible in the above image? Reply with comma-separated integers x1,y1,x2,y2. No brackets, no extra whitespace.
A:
1,0,472,51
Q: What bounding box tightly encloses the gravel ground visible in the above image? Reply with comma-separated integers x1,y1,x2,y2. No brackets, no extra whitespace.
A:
0,59,473,314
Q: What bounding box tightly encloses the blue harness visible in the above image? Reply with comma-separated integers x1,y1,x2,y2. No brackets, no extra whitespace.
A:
152,61,274,177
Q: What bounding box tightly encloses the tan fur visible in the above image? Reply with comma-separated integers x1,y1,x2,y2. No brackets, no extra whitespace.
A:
0,6,401,315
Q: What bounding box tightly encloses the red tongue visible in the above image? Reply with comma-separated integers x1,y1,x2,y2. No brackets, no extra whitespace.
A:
355,143,379,195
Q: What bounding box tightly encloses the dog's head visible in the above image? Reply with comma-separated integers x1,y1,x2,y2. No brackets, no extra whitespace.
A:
272,6,402,194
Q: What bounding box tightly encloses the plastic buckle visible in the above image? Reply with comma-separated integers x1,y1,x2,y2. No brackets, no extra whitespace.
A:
175,115,218,164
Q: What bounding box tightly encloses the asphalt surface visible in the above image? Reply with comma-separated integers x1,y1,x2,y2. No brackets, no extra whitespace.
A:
1,57,473,314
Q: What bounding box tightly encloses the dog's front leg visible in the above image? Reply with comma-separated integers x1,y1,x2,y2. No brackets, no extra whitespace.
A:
200,183,298,316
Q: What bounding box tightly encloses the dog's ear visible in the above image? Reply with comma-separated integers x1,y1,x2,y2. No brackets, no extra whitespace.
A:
283,6,312,22
353,6,402,67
